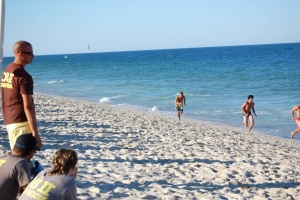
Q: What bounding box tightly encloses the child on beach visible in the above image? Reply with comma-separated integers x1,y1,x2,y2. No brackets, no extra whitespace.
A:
291,105,300,139
241,95,257,134
19,148,78,200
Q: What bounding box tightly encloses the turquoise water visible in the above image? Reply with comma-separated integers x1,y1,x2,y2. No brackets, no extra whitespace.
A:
2,43,300,139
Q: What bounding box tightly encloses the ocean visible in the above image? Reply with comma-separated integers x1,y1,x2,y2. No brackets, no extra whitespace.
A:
2,43,300,139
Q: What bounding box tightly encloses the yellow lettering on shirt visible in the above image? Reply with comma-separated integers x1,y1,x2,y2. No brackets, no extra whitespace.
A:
2,72,14,83
28,178,44,189
1,82,13,89
1,72,14,89
0,159,6,166
26,178,56,198
37,181,56,195
23,189,47,200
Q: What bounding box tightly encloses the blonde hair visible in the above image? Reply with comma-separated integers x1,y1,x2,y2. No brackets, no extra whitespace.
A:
47,148,78,176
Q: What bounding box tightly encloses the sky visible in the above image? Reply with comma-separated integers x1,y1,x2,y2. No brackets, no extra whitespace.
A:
1,0,300,56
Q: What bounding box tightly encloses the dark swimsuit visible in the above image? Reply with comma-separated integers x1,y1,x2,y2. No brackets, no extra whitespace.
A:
243,111,251,117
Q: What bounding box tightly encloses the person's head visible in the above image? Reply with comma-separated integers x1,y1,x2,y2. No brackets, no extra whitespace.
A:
48,148,78,177
13,40,34,66
248,95,254,102
179,91,184,96
13,134,40,160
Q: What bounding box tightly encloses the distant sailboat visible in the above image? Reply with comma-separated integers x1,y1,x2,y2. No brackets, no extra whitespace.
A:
64,55,67,58
88,45,90,50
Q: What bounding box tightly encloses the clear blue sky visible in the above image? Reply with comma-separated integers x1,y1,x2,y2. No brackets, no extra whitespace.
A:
2,0,300,56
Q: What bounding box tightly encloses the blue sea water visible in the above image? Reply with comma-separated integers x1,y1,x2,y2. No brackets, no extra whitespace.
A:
2,43,300,139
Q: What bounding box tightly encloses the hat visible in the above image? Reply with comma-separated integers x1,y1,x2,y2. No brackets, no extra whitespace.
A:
15,134,40,152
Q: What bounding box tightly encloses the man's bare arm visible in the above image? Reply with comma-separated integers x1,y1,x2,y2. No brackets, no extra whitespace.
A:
241,102,247,115
291,106,299,121
252,106,257,117
22,94,42,149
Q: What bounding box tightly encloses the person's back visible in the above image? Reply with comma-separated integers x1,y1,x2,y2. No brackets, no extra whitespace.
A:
0,152,31,200
19,148,78,200
20,169,76,200
2,62,33,125
0,134,39,200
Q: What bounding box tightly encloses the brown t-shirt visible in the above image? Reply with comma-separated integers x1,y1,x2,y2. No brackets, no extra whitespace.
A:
1,63,34,124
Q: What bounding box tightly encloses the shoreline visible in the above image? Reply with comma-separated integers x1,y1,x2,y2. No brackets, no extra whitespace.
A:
1,92,300,199
36,89,296,142
36,92,300,145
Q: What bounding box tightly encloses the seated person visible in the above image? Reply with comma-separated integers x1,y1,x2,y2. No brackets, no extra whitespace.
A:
19,148,78,200
0,134,40,199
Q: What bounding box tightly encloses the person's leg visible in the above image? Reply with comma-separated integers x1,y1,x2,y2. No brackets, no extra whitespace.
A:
248,115,254,133
291,119,300,138
242,115,247,126
243,115,249,127
177,111,181,120
291,127,300,139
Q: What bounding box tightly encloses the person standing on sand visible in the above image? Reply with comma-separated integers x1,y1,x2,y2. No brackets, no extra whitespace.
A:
175,91,186,120
241,95,257,134
1,41,42,150
291,105,300,139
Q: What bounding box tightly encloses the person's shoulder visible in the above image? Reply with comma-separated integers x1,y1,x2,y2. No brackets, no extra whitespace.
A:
35,169,48,177
15,156,29,165
53,174,76,186
6,154,23,160
14,67,30,77
0,150,9,158
3,63,15,71
8,62,22,68
10,157,31,173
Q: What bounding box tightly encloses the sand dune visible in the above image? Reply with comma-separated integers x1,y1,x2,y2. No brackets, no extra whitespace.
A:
0,93,299,199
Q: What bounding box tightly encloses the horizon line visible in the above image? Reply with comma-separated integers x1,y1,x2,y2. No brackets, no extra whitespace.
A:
3,41,300,58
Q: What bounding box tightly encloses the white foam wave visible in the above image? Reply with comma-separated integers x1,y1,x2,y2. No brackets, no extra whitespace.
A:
48,80,64,85
99,97,111,103
151,106,159,112
99,95,122,103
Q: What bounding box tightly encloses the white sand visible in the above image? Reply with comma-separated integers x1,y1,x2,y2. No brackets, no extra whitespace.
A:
1,93,300,199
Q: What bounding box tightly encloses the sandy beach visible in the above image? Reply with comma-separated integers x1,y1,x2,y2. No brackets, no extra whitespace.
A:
0,93,299,200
